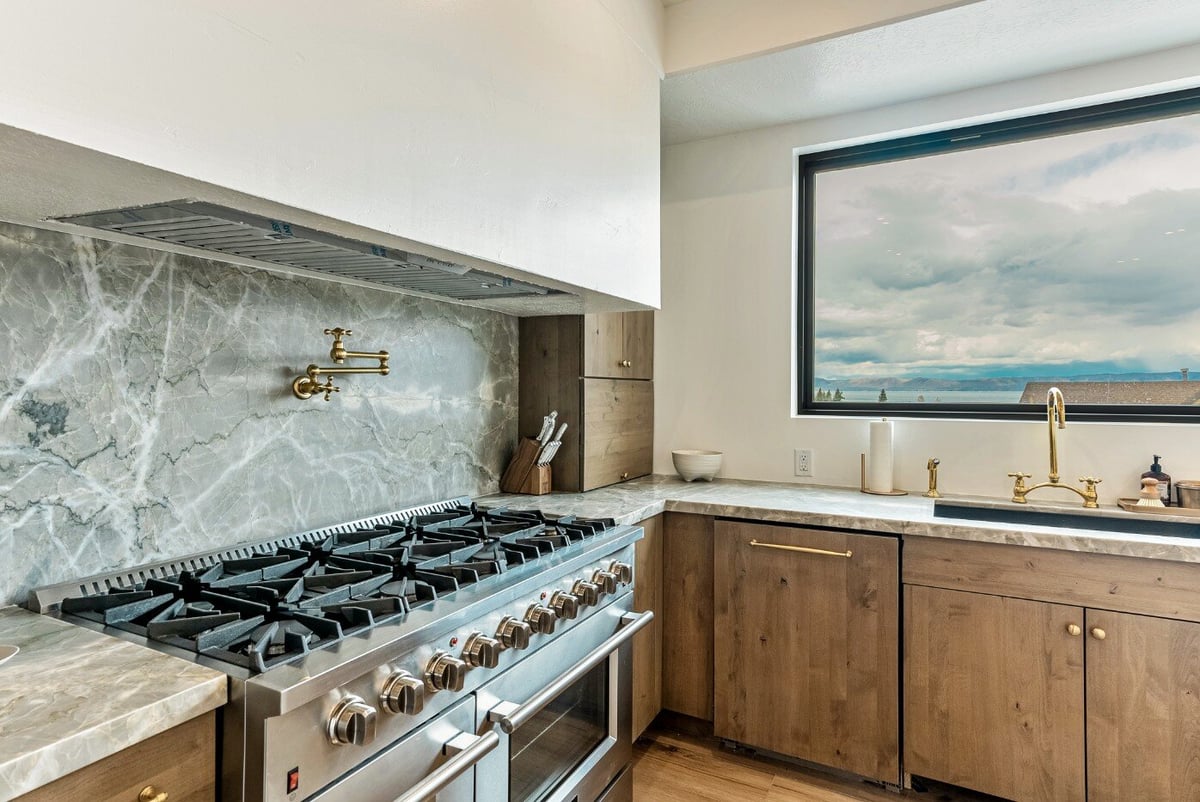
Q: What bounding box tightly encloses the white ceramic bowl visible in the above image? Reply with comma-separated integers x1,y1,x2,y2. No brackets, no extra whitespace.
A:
672,449,723,482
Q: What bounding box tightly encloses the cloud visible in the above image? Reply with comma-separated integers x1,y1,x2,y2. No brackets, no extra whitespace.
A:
812,112,1200,379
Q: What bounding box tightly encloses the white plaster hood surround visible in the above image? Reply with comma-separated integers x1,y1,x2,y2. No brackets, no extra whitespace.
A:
662,0,1200,145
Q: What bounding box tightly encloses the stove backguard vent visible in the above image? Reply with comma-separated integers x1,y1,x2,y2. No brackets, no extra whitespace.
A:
26,495,472,613
52,200,560,302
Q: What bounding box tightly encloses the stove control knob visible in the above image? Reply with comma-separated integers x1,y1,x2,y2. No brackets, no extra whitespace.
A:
591,569,618,595
328,696,378,746
608,561,633,586
425,651,468,692
571,580,601,608
549,590,580,620
496,616,532,650
525,604,558,634
462,632,502,668
380,671,425,716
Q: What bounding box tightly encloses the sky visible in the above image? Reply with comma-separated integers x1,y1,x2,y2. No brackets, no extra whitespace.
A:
813,108,1200,381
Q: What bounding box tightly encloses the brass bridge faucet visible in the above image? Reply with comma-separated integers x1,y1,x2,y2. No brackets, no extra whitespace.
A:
1008,386,1101,508
292,327,390,401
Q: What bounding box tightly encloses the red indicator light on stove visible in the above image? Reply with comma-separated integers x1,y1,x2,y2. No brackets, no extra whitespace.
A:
286,767,300,794
449,636,459,647
540,591,547,600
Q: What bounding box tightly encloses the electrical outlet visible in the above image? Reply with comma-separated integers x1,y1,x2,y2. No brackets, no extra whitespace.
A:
794,448,813,477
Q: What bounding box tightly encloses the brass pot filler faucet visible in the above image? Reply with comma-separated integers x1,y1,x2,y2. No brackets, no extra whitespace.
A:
292,327,390,401
1008,386,1101,508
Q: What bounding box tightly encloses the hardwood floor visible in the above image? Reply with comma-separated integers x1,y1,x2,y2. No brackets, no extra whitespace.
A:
633,725,1003,802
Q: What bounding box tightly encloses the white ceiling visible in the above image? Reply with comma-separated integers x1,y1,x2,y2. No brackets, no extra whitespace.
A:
661,0,1200,144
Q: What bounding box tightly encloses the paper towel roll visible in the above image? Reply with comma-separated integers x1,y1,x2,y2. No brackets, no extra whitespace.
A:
868,419,894,493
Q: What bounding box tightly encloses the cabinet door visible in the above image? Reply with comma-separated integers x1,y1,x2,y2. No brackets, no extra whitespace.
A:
904,586,1085,801
1086,610,1200,802
714,521,900,784
582,313,627,379
631,514,663,737
582,312,653,380
661,513,714,721
580,379,652,490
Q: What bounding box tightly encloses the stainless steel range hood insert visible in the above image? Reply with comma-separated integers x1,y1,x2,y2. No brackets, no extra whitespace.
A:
52,200,560,302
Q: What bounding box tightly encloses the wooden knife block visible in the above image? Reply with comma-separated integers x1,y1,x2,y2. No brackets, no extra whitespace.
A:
499,438,552,495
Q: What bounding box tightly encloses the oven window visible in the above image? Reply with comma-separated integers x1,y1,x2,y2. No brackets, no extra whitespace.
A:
509,661,608,802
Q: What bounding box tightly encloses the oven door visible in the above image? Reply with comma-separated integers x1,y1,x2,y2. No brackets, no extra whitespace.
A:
473,602,653,802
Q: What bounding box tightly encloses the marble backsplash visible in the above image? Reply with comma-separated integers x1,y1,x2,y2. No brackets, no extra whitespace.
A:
0,222,518,606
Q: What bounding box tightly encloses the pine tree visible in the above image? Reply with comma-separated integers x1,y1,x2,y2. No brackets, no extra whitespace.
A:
833,388,844,401
878,388,888,402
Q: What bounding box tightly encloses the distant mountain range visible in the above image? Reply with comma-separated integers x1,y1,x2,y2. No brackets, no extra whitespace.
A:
814,372,1190,391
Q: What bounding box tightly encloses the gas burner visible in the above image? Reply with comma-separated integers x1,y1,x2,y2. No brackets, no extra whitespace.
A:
52,500,626,674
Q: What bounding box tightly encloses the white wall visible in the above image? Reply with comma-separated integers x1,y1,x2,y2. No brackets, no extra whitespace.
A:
663,0,972,74
0,1,662,308
657,43,1200,498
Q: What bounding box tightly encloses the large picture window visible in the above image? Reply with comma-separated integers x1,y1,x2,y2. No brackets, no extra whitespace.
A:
799,89,1200,420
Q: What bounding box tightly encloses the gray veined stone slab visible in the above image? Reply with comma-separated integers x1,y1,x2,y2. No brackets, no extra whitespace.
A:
0,222,518,606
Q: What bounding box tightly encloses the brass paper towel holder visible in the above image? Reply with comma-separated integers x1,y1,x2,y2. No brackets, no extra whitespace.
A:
859,454,907,496
292,327,389,401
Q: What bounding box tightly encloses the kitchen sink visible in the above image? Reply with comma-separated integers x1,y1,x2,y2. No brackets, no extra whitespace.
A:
933,498,1200,539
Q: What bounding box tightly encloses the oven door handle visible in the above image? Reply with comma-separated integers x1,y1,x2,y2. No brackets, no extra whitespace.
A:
392,729,500,802
487,610,654,734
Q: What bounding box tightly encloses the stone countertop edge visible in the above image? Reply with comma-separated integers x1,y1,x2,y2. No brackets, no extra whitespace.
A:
0,606,227,801
480,474,1200,564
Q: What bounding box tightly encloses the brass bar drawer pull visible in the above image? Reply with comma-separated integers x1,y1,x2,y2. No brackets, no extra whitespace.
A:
748,539,853,558
138,787,168,802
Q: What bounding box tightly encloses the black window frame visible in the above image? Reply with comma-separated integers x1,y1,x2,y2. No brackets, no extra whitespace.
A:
798,86,1200,422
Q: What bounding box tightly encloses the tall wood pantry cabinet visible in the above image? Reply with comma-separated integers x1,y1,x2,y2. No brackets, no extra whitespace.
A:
519,311,653,491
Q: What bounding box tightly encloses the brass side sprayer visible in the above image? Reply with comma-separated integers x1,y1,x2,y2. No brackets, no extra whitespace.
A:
924,458,941,498
292,327,390,401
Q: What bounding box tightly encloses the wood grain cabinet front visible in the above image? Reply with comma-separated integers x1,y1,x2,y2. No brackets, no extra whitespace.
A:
904,537,1200,802
904,586,1086,802
712,520,900,785
582,311,653,381
17,711,216,802
631,514,663,737
519,311,653,491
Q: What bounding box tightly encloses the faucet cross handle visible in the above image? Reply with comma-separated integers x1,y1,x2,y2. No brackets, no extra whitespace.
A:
316,376,340,402
1007,471,1032,481
1079,476,1102,508
324,328,353,339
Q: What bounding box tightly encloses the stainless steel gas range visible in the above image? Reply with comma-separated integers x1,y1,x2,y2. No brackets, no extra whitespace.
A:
29,497,649,802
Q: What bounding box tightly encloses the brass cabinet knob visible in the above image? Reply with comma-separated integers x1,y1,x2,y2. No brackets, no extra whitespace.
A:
139,787,168,802
1066,623,1081,636
620,472,630,480
618,359,632,367
1091,627,1107,640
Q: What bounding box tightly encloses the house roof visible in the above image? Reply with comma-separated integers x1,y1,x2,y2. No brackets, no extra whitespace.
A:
1019,382,1200,405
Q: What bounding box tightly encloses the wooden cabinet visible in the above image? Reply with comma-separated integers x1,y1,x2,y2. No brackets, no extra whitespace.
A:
519,312,653,491
631,514,663,737
660,513,714,722
581,379,652,490
18,711,215,802
713,520,900,784
904,586,1085,801
1086,610,1200,802
904,536,1200,801
582,311,653,380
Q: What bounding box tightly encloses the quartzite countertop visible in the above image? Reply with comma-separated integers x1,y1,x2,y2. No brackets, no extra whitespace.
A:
482,474,1200,564
0,605,226,801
